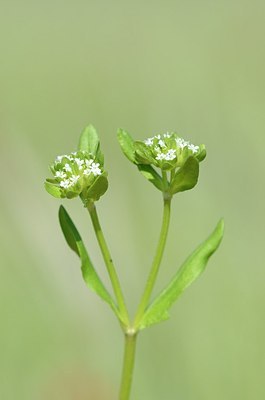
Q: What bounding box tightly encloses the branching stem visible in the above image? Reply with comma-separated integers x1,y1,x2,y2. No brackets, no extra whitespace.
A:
87,202,130,327
134,196,171,328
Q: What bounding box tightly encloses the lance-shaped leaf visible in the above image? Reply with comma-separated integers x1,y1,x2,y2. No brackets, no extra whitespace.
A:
137,164,164,191
170,156,199,194
139,219,224,329
58,205,121,320
78,124,101,158
117,128,136,163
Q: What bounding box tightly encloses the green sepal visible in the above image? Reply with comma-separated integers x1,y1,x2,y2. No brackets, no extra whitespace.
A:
45,180,63,198
134,141,154,165
139,219,224,329
117,128,136,163
65,190,78,199
160,160,176,171
81,173,108,204
58,206,121,320
196,145,207,162
170,156,199,194
137,164,164,191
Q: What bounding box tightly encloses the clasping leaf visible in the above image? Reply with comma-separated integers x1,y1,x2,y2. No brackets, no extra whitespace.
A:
169,156,199,194
139,219,224,329
58,205,121,321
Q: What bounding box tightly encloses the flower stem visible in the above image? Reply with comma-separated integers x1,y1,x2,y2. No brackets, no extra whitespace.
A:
134,197,171,328
119,330,138,400
87,202,130,327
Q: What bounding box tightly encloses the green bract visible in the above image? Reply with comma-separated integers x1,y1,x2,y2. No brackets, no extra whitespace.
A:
45,125,108,204
118,129,206,196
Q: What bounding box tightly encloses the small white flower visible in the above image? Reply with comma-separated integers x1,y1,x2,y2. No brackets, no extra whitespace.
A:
165,149,176,160
75,158,84,170
145,137,153,146
83,168,91,176
156,152,166,160
188,143,199,153
60,179,70,188
56,155,65,163
55,171,67,179
163,132,171,138
64,163,72,172
155,134,161,139
176,138,188,149
158,139,166,148
90,162,102,176
85,159,93,167
69,175,80,185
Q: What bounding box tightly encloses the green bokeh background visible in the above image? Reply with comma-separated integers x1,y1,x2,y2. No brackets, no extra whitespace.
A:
1,1,264,399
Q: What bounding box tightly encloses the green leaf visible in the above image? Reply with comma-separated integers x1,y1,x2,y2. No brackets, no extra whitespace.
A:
196,145,207,162
117,128,136,163
45,180,62,198
58,206,120,318
139,219,224,329
59,204,80,255
134,141,154,164
170,156,199,194
137,164,164,191
78,124,100,156
84,173,108,202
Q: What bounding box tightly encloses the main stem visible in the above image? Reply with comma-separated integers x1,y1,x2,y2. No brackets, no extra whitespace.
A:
134,197,171,327
87,202,129,326
119,331,137,400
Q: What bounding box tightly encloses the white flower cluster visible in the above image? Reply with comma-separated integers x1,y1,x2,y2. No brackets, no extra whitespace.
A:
144,132,199,163
53,152,102,190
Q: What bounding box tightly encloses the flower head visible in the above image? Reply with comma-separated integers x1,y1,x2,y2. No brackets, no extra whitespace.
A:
45,150,107,202
136,132,205,170
118,128,207,196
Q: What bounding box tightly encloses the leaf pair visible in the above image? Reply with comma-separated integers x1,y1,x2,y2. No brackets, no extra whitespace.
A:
137,219,224,329
58,205,123,322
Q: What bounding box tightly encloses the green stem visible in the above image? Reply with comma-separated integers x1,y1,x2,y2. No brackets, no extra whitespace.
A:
134,197,171,328
119,331,138,400
87,202,129,327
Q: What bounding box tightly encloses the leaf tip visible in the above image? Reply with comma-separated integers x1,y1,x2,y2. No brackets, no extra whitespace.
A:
216,218,225,239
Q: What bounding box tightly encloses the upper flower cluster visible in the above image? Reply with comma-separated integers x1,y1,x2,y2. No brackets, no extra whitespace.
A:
134,131,206,170
117,128,206,196
145,132,199,162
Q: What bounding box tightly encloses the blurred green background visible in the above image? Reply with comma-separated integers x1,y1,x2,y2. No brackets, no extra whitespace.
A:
1,0,264,399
